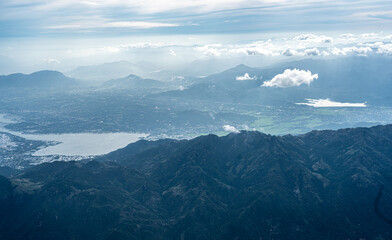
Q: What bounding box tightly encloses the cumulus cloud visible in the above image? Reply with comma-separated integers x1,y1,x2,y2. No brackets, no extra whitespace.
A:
361,33,379,38
192,33,392,58
340,33,355,38
296,99,367,107
363,42,392,55
338,33,358,42
195,41,281,57
195,44,224,56
236,73,257,81
293,34,333,43
331,46,372,56
44,58,61,64
262,69,318,88
282,48,299,56
223,125,240,133
304,48,320,56
383,35,392,40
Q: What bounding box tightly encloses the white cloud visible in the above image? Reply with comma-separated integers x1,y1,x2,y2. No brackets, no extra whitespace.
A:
364,42,392,55
46,21,180,29
195,44,224,56
223,125,240,133
360,33,379,38
236,73,257,81
170,49,177,56
192,33,392,58
296,99,366,107
282,48,299,56
262,69,318,88
195,41,282,57
383,35,392,40
104,21,180,29
331,46,372,56
80,1,102,7
340,33,355,38
15,0,289,15
304,48,320,56
44,58,61,64
293,34,333,43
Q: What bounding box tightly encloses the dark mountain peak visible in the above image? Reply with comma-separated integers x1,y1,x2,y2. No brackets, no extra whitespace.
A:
102,74,164,91
228,64,258,73
125,73,142,79
302,124,392,139
233,63,251,69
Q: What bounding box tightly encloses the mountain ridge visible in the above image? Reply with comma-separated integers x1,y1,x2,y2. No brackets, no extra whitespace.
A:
0,70,78,89
1,125,392,239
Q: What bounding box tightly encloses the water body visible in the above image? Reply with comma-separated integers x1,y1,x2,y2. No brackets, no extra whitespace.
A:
0,114,148,156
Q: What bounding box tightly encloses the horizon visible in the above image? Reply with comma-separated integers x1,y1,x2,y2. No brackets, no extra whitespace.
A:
1,0,392,77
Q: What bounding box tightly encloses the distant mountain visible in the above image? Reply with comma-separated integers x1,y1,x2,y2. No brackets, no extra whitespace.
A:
67,61,159,81
156,57,392,106
101,74,166,92
1,125,392,239
0,70,79,89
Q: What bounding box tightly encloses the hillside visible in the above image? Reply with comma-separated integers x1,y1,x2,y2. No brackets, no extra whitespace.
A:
0,71,78,89
1,125,392,239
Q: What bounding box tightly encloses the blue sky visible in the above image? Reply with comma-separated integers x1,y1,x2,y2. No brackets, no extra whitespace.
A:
0,0,392,75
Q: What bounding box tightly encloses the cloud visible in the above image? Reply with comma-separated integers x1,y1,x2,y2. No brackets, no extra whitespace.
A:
44,58,61,64
363,42,392,55
293,34,333,43
236,73,257,81
304,48,320,56
296,99,366,107
223,125,239,133
104,21,180,29
262,69,318,88
360,33,379,38
170,49,177,56
192,32,392,59
47,21,180,29
195,41,281,57
340,33,355,38
383,35,392,40
4,0,304,15
195,45,224,56
282,48,299,56
331,46,372,56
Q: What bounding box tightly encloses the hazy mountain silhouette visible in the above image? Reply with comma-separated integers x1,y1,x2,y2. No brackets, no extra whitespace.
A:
0,71,78,89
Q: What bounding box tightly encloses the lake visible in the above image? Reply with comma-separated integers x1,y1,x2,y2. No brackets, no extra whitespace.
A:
0,114,148,156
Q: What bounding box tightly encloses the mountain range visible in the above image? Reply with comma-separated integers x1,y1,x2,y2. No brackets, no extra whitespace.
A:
2,56,392,106
157,57,392,106
0,71,78,89
1,125,392,239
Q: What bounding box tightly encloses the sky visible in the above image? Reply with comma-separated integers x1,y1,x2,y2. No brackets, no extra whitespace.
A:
0,0,392,75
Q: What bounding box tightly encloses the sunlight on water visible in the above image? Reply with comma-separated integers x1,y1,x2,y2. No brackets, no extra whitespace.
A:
0,115,147,156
